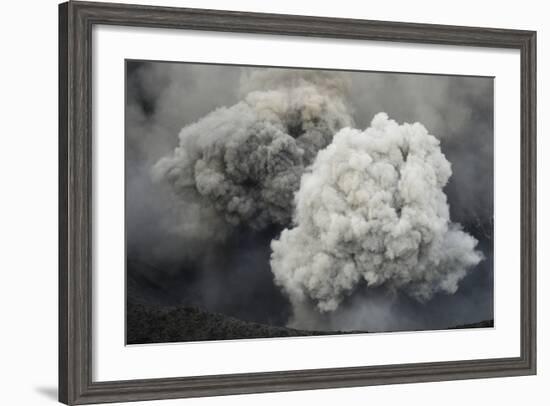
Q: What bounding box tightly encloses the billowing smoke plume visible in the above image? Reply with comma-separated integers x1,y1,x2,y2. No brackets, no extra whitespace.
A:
271,113,483,315
152,69,354,230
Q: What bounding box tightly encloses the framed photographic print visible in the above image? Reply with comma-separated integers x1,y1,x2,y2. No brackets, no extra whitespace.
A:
59,1,536,404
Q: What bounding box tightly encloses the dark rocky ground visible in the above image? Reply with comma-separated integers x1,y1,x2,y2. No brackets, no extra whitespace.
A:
449,319,494,329
127,300,493,344
127,301,355,344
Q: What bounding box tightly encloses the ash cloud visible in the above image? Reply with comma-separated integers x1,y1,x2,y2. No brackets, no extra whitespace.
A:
152,69,354,230
271,113,483,317
125,62,298,325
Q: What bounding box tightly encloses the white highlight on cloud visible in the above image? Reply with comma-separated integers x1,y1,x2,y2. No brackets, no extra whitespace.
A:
271,113,483,314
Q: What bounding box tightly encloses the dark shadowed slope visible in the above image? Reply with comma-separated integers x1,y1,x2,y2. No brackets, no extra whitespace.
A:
127,300,493,344
127,301,354,344
449,320,494,329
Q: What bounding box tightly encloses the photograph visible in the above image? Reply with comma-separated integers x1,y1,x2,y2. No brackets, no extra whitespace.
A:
125,61,494,345
53,2,538,404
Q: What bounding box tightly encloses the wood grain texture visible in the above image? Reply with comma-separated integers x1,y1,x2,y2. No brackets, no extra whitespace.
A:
58,3,69,404
58,1,537,404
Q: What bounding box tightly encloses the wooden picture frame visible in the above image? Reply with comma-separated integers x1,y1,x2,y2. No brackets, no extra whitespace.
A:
59,1,536,404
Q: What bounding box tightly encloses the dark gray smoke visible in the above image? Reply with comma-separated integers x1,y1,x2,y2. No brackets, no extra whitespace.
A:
152,69,354,230
125,62,294,325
